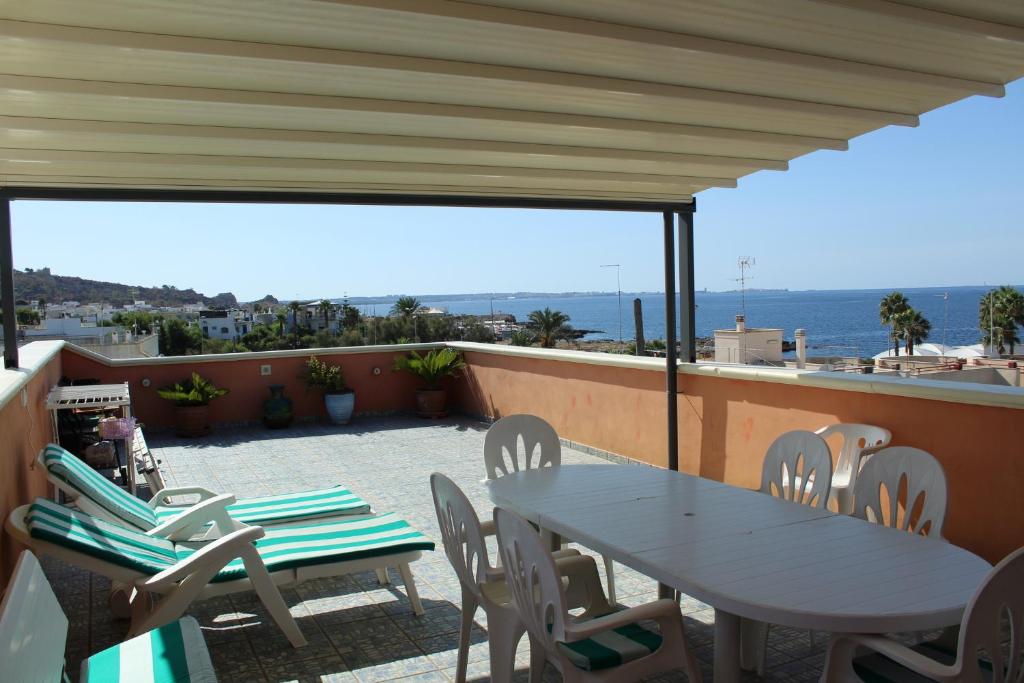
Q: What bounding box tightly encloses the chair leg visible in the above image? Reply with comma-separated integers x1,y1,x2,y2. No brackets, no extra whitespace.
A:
485,606,525,683
375,567,391,585
240,551,307,648
398,563,424,616
528,634,547,683
602,555,616,605
455,587,478,683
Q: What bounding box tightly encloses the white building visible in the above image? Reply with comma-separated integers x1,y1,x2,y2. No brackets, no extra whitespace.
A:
199,309,253,340
714,315,783,365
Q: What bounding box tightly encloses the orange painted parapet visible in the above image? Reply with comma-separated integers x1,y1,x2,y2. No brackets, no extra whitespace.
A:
60,346,439,429
453,349,1024,565
0,350,62,589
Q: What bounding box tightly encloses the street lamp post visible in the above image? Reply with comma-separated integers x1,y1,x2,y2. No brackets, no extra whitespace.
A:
600,264,622,343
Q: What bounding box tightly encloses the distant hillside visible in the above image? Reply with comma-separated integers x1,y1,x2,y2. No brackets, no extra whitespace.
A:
13,268,237,308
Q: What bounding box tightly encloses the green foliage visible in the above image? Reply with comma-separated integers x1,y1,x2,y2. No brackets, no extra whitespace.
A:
980,286,1024,355
646,338,667,350
340,304,362,329
157,372,229,407
462,323,496,343
879,291,910,355
393,348,466,390
338,329,366,346
158,318,202,356
303,356,349,393
111,311,161,334
893,307,931,355
527,307,572,348
509,329,536,346
15,307,40,325
390,296,421,317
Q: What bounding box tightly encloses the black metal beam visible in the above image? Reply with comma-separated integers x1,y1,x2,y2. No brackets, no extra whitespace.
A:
678,207,697,364
0,187,694,214
1,197,17,368
663,211,678,471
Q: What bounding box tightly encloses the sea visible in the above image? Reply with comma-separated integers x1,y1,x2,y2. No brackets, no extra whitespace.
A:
360,286,1013,359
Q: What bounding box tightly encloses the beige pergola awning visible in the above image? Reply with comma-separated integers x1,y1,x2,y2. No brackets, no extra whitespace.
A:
0,0,1022,206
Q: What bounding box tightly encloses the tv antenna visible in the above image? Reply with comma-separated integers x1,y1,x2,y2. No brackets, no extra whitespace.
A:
733,257,756,318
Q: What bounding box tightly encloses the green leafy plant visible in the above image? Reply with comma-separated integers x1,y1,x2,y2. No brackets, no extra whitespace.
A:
392,348,466,390
156,372,229,407
302,356,350,394
509,329,536,347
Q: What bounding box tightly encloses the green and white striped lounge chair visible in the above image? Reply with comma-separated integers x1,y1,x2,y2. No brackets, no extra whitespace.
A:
6,497,435,648
0,550,217,682
40,443,372,540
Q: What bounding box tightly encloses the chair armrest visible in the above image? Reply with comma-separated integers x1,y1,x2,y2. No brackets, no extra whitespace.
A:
564,598,680,641
147,486,218,508
554,554,615,617
138,525,265,591
146,494,237,541
836,634,959,681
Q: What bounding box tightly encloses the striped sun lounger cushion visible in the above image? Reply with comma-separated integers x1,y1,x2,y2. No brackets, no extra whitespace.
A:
179,512,436,583
25,498,178,574
81,616,217,683
557,622,663,672
42,443,160,530
25,498,434,582
43,443,372,529
153,485,372,526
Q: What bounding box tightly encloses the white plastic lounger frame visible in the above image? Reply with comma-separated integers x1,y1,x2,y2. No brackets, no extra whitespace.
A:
822,545,1023,683
484,414,618,604
5,501,427,649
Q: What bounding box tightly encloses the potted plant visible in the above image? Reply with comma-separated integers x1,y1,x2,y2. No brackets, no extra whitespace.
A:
393,348,466,418
156,372,229,437
303,356,354,424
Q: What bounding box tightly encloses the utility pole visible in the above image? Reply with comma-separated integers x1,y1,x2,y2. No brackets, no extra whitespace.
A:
934,292,949,352
600,264,622,342
489,297,497,337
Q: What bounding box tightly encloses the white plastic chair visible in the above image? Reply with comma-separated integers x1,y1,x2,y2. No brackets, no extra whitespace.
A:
815,424,892,514
747,430,834,673
851,446,948,538
493,506,701,683
822,545,1024,682
431,473,611,683
759,430,834,509
484,414,618,604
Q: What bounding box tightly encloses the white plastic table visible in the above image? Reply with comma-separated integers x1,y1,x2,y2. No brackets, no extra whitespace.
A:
487,464,991,683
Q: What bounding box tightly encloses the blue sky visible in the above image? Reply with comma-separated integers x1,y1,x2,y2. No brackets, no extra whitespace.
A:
12,79,1023,302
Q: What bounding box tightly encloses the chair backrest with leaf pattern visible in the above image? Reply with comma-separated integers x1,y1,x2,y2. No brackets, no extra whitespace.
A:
851,447,947,538
759,430,834,508
484,414,561,481
430,473,495,600
958,545,1024,683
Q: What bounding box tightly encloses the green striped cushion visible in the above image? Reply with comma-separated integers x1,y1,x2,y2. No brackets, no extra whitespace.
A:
153,485,371,527
25,498,177,575
42,443,159,530
557,622,663,672
176,513,435,583
853,639,993,682
81,616,217,683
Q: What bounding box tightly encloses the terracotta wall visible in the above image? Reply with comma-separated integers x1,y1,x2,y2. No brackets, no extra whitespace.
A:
0,353,62,588
61,347,431,429
454,350,1024,565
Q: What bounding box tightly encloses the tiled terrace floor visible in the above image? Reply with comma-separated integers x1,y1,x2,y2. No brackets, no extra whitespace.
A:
46,417,834,682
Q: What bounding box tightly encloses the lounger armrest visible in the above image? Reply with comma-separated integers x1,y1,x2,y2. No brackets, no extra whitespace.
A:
832,634,959,682
147,494,237,541
563,598,680,641
147,486,219,508
138,525,265,591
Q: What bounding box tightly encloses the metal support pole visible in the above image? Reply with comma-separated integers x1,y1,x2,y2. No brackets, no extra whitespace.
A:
663,211,678,471
1,197,17,369
678,208,697,364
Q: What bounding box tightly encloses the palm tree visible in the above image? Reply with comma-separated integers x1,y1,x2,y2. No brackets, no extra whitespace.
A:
879,292,909,356
317,299,335,331
895,307,931,356
390,296,421,317
996,286,1024,355
274,312,287,340
980,286,1024,355
528,307,571,348
288,300,302,347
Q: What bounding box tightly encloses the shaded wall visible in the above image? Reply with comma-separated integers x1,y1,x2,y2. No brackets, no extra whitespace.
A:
454,350,1024,564
61,347,432,429
0,354,62,588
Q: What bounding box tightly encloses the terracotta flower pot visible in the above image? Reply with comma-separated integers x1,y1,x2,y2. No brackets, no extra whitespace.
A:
175,405,211,437
415,389,447,418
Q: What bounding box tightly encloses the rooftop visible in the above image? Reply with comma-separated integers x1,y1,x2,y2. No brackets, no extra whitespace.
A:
44,417,860,683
